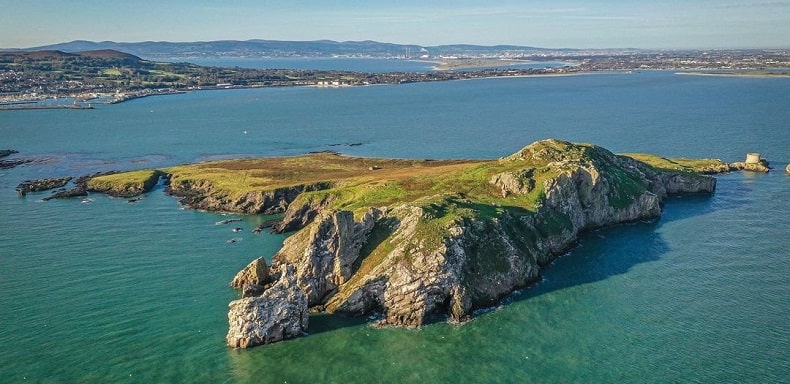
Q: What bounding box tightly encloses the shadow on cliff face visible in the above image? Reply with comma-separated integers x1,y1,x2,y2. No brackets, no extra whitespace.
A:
306,312,371,336
505,192,721,306
304,195,723,336
511,221,669,305
283,185,750,337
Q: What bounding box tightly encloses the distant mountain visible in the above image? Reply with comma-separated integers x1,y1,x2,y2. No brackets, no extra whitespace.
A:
2,49,142,62
19,39,561,60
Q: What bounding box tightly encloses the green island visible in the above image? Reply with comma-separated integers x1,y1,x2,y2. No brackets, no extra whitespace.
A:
82,139,729,348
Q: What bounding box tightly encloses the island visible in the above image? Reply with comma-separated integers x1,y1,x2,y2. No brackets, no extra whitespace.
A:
65,139,732,349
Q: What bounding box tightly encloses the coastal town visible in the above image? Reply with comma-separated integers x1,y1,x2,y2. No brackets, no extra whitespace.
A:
1,47,789,109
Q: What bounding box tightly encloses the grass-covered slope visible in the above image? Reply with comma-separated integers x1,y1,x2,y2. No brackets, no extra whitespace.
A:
143,140,720,219
89,141,724,216
87,169,164,197
622,153,731,173
162,153,485,214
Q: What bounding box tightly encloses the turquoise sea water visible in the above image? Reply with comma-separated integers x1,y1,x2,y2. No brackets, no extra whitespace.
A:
1,70,788,383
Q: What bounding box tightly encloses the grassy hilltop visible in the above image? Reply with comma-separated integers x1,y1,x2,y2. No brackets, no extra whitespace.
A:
91,140,726,219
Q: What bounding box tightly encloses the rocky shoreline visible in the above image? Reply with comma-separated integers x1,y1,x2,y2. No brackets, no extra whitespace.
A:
728,161,771,173
222,140,719,348
16,177,73,196
9,141,777,350
14,170,164,201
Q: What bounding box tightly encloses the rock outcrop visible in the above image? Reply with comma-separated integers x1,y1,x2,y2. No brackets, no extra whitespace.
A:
165,180,332,214
728,152,771,173
38,171,119,201
16,177,73,196
271,193,337,233
87,170,164,197
226,265,309,348
729,161,770,173
272,208,383,306
489,168,535,197
226,140,718,348
230,257,270,294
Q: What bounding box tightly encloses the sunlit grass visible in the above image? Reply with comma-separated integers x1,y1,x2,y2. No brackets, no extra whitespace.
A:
102,68,123,76
87,169,163,196
94,142,718,218
622,153,728,173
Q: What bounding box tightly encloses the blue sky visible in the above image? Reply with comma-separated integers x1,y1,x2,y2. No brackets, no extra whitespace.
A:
2,0,789,49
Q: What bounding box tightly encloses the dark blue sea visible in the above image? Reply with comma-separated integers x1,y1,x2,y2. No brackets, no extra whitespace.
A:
0,67,788,383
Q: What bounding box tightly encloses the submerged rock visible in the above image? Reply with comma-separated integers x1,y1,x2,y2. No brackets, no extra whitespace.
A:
42,186,88,201
0,149,18,158
0,158,36,170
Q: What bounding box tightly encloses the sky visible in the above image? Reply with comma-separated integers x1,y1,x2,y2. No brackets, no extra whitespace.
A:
2,0,789,49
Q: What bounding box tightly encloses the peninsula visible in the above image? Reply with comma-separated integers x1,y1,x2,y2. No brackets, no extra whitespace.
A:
0,49,575,107
74,139,725,348
2,44,789,107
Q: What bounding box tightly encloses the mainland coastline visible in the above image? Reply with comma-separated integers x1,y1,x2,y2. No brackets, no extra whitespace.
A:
3,47,789,108
675,71,790,78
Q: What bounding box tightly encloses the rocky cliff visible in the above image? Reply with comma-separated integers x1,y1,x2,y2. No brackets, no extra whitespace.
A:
226,264,309,348
226,140,717,348
87,170,164,198
165,178,332,214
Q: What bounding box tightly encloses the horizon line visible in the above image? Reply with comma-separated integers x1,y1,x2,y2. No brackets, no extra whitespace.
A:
3,39,789,52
